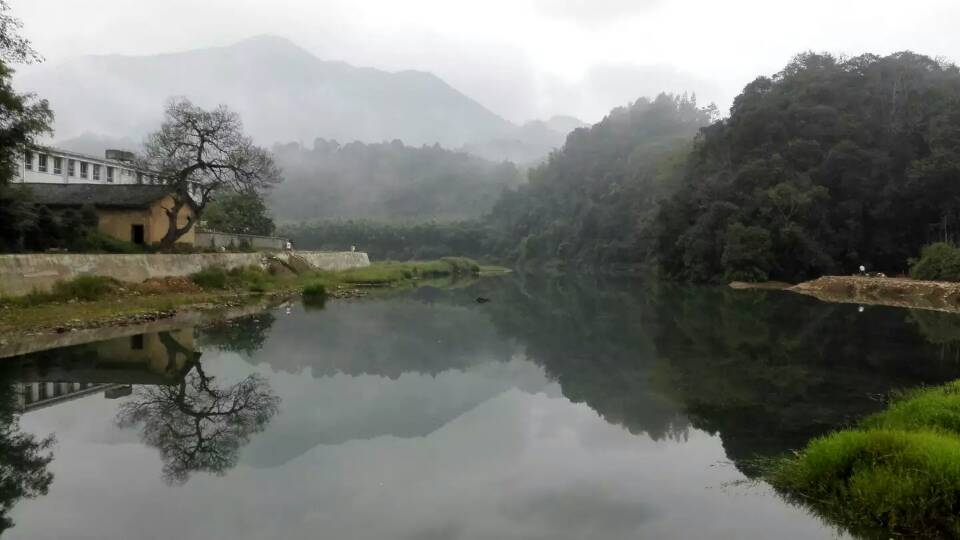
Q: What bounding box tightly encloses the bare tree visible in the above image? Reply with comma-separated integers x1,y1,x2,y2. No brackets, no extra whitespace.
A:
139,98,281,247
116,355,280,484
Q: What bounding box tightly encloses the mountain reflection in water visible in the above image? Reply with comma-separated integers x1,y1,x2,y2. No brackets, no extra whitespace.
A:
2,275,960,538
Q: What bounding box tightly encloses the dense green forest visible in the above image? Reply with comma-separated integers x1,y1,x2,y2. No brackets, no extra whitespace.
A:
488,94,715,268
268,139,523,223
657,52,960,282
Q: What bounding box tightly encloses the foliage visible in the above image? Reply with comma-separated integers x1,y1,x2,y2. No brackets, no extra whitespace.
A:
189,266,229,289
767,381,960,537
658,52,960,282
302,281,328,299
50,275,119,301
335,259,478,285
0,1,53,253
0,363,54,534
486,94,714,268
203,191,276,236
270,139,522,223
188,265,271,292
139,98,281,246
909,242,960,281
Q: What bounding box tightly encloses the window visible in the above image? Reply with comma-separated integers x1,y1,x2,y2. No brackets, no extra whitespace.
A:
93,164,101,181
79,161,88,179
37,154,47,173
23,150,32,170
67,159,75,176
106,166,114,183
53,157,62,175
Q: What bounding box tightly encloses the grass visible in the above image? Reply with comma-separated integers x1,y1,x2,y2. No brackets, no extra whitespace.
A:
0,258,491,336
1,275,121,308
766,380,960,537
334,258,481,285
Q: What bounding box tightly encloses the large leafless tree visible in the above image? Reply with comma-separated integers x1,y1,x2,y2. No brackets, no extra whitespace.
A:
116,347,280,484
140,98,281,247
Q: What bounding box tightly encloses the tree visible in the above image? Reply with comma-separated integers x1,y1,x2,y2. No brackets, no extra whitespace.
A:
0,365,54,534
202,191,276,236
139,98,281,247
116,354,280,484
657,51,960,282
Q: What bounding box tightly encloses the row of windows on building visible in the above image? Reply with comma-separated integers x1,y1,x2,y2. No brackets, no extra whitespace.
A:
23,150,149,184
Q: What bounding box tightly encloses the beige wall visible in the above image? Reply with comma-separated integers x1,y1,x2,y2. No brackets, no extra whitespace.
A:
95,328,195,377
95,195,195,246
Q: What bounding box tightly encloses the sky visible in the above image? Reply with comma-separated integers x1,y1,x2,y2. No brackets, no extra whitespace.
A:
15,0,960,124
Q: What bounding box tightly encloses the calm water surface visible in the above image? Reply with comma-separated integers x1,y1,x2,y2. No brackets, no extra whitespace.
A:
4,275,960,539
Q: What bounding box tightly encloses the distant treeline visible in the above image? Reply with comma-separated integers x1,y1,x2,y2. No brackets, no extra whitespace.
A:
281,220,499,261
269,139,523,224
287,51,960,282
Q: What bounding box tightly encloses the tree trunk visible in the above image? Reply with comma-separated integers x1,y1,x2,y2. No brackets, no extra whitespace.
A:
159,196,198,248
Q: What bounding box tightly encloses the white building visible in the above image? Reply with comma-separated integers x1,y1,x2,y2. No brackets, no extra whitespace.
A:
15,146,159,186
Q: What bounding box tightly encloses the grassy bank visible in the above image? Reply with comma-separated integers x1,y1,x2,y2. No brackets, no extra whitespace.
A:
0,258,494,336
767,381,960,537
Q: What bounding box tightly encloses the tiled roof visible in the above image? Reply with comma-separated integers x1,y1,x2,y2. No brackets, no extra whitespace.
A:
20,183,174,209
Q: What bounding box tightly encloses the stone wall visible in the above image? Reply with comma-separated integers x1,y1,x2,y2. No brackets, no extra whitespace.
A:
0,251,370,297
194,230,288,251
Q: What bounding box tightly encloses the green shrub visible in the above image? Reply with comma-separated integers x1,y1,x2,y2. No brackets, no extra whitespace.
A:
190,266,229,289
51,275,119,301
70,230,147,254
302,281,329,310
227,266,270,292
909,242,960,281
302,281,328,299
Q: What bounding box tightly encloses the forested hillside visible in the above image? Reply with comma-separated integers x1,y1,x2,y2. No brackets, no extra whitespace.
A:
269,139,523,223
487,94,714,267
657,52,960,282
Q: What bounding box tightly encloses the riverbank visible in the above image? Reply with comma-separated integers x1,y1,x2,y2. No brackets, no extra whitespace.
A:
0,258,494,347
786,276,960,313
766,379,960,538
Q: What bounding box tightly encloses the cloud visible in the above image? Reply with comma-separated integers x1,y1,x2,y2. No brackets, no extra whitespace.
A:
536,63,727,122
534,0,662,24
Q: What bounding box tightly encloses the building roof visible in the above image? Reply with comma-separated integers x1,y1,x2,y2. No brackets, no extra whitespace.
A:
21,183,175,209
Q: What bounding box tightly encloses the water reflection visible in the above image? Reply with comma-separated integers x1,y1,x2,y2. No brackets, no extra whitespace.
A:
116,358,279,484
0,369,53,535
3,276,960,538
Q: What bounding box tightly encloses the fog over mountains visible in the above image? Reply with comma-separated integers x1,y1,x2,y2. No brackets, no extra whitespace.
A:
19,35,583,163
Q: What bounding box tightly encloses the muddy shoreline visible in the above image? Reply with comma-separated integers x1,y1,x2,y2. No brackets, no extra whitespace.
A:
0,285,369,359
733,276,960,314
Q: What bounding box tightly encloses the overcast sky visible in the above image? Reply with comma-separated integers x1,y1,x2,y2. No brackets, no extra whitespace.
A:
15,0,960,124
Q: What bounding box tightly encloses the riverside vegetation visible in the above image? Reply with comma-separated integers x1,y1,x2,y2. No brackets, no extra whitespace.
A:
767,381,960,537
0,258,488,336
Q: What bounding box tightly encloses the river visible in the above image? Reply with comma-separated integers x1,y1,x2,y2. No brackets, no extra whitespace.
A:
3,274,960,539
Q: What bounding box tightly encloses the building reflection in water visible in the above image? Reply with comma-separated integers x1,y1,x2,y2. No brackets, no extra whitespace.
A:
10,329,199,412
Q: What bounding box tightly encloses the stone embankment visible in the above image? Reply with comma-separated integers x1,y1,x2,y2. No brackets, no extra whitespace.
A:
788,276,960,313
0,251,370,297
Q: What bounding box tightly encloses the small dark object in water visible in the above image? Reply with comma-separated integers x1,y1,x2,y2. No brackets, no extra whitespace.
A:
476,297,491,304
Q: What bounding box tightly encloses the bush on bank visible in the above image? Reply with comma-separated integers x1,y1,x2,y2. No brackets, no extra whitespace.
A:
767,381,960,537
909,243,960,282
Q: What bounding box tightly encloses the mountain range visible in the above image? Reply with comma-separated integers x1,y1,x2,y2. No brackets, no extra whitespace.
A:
18,35,585,162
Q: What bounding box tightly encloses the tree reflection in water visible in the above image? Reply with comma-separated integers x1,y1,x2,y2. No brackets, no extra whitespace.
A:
116,353,279,484
0,377,53,534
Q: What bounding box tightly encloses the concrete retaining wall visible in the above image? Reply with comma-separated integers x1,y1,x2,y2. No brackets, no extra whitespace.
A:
0,251,370,297
195,231,288,251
